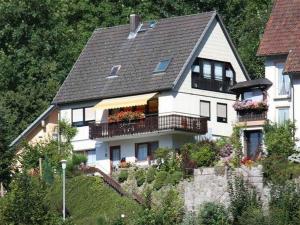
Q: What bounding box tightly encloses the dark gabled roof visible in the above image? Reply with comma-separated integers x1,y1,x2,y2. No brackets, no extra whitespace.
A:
230,78,272,93
257,0,300,57
9,105,57,147
53,12,248,104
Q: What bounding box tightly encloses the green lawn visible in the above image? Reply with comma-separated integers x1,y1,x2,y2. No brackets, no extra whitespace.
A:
46,176,143,225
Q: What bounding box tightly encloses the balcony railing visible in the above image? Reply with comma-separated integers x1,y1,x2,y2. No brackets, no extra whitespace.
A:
238,111,267,122
89,114,208,139
192,76,233,93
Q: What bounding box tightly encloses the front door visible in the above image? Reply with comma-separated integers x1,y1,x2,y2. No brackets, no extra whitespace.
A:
110,146,121,173
245,130,262,160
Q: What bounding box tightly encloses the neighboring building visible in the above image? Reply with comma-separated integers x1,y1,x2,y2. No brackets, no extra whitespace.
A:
10,105,58,148
230,78,272,159
51,12,249,174
257,0,300,146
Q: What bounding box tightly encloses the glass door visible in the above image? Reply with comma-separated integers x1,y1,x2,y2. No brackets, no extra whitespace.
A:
110,146,121,170
245,130,262,160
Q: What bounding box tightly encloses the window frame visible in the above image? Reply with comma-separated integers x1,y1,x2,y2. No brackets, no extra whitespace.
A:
276,107,290,124
135,141,159,162
71,106,96,127
276,63,290,97
108,65,121,77
191,57,236,92
216,103,228,123
153,58,172,73
200,100,211,121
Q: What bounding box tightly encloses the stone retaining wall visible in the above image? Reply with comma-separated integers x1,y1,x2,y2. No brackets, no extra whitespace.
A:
184,165,269,212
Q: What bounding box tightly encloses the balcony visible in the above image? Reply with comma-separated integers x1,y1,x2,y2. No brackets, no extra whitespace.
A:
192,76,232,93
237,111,267,122
89,114,208,139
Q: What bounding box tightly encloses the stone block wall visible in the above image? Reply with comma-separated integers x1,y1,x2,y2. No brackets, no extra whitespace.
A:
184,165,269,212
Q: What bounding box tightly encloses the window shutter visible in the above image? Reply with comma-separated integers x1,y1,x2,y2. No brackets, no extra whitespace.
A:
72,109,83,122
200,101,210,118
85,107,95,121
217,104,227,118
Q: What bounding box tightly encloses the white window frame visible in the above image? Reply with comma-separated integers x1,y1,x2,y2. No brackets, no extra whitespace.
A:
276,107,290,124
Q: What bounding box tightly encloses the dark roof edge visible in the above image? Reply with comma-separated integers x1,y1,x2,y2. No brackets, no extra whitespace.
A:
216,14,250,80
173,12,250,89
9,105,57,147
52,31,98,105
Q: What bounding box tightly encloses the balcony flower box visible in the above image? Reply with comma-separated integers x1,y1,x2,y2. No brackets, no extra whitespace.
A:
108,110,145,123
233,100,268,112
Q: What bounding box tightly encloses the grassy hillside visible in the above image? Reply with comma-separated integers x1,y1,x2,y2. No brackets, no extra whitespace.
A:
46,176,143,225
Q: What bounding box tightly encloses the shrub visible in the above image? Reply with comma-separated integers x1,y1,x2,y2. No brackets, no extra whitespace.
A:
118,170,128,183
190,144,216,167
153,171,168,190
166,171,183,186
237,206,266,225
269,182,300,225
146,167,156,184
135,169,145,187
198,202,230,225
228,176,261,223
264,121,296,158
72,153,87,166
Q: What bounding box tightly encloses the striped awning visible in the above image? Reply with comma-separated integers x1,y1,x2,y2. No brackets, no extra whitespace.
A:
94,92,158,110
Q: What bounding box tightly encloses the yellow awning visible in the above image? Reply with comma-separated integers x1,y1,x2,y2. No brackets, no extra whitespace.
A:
94,92,158,110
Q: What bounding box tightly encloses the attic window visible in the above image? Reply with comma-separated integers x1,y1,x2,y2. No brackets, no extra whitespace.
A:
109,65,121,77
153,59,171,73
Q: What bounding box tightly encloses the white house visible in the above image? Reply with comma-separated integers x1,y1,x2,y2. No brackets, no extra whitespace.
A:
11,12,249,174
257,0,300,147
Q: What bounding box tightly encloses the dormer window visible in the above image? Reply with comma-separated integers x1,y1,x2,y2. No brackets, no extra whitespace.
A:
109,65,121,77
153,59,171,73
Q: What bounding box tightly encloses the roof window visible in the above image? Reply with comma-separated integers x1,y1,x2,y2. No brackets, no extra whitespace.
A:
153,59,171,73
109,65,121,77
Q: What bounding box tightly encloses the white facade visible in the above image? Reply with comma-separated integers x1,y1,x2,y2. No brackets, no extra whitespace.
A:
58,18,248,174
264,56,300,147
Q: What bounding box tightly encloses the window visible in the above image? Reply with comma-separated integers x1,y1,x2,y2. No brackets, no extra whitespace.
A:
214,62,223,80
135,141,159,161
72,107,95,127
110,65,121,77
200,100,210,120
191,58,235,92
203,61,212,79
72,108,84,126
242,89,263,101
147,98,158,114
217,103,227,123
154,59,171,73
277,63,290,96
85,107,95,122
277,107,289,124
87,149,96,165
136,143,148,161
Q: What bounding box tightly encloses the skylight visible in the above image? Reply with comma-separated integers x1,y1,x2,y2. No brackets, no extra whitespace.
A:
109,65,121,77
153,59,171,73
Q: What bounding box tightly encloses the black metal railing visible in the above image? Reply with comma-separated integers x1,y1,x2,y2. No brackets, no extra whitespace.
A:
89,114,208,139
192,76,232,93
237,111,267,122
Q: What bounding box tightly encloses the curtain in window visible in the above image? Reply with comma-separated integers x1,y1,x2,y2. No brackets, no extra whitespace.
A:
277,108,289,124
203,61,211,79
137,144,148,161
200,101,210,118
278,65,290,95
214,63,223,80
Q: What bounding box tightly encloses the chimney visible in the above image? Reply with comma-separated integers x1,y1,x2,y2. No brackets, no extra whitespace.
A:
130,14,141,33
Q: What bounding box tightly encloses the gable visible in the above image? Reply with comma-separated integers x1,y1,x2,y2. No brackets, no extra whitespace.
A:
175,17,249,94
